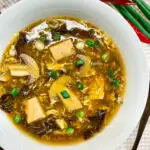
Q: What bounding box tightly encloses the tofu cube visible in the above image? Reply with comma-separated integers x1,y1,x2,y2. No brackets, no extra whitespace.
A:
50,39,75,61
24,97,46,124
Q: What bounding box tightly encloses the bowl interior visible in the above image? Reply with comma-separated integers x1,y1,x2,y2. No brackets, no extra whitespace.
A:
0,0,149,150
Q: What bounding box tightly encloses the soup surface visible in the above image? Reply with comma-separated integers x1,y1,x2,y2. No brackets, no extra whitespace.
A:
0,17,126,144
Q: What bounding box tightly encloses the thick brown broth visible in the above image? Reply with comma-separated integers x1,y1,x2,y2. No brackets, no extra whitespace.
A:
0,16,126,145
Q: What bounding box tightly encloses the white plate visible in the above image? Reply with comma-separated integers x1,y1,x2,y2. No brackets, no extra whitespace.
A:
0,0,149,150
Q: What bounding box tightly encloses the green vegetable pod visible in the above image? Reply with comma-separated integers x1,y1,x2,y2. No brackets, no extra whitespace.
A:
113,4,150,38
133,0,150,20
141,0,150,12
125,6,150,33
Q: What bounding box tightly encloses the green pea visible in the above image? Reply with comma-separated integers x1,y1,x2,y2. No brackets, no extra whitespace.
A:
13,115,22,124
66,127,74,135
76,111,85,119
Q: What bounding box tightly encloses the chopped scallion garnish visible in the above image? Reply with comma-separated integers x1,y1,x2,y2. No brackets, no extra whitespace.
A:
102,52,109,63
11,88,19,97
60,90,70,99
66,127,74,135
49,71,59,80
76,111,85,119
86,40,100,48
39,34,48,43
75,60,85,67
107,68,115,81
112,79,120,88
107,69,120,88
52,32,61,41
13,114,22,124
76,82,84,90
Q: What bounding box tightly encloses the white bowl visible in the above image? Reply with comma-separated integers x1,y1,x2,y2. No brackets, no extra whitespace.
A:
0,0,149,150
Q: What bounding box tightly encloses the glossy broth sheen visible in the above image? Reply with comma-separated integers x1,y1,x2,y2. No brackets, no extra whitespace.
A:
0,17,126,145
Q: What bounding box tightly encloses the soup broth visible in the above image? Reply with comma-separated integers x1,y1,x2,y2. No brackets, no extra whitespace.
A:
0,17,126,145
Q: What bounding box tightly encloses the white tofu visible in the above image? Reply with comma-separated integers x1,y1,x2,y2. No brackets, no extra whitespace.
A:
24,97,46,124
50,39,75,61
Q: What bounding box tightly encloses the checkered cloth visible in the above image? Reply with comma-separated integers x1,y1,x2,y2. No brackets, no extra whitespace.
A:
0,0,150,150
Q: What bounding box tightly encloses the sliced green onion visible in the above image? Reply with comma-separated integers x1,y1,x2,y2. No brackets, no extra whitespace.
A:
76,82,84,90
86,40,94,48
49,71,59,80
94,40,100,48
112,80,120,88
107,69,115,80
11,88,19,97
52,32,61,41
39,34,47,43
75,60,85,67
102,52,109,63
66,127,74,135
86,40,100,48
13,114,22,124
76,111,85,119
60,90,70,99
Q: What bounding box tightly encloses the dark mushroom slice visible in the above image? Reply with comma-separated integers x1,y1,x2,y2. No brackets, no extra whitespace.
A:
83,128,93,140
0,94,14,113
88,110,106,131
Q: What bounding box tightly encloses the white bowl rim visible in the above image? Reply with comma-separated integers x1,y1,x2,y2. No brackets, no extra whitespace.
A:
0,0,149,150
